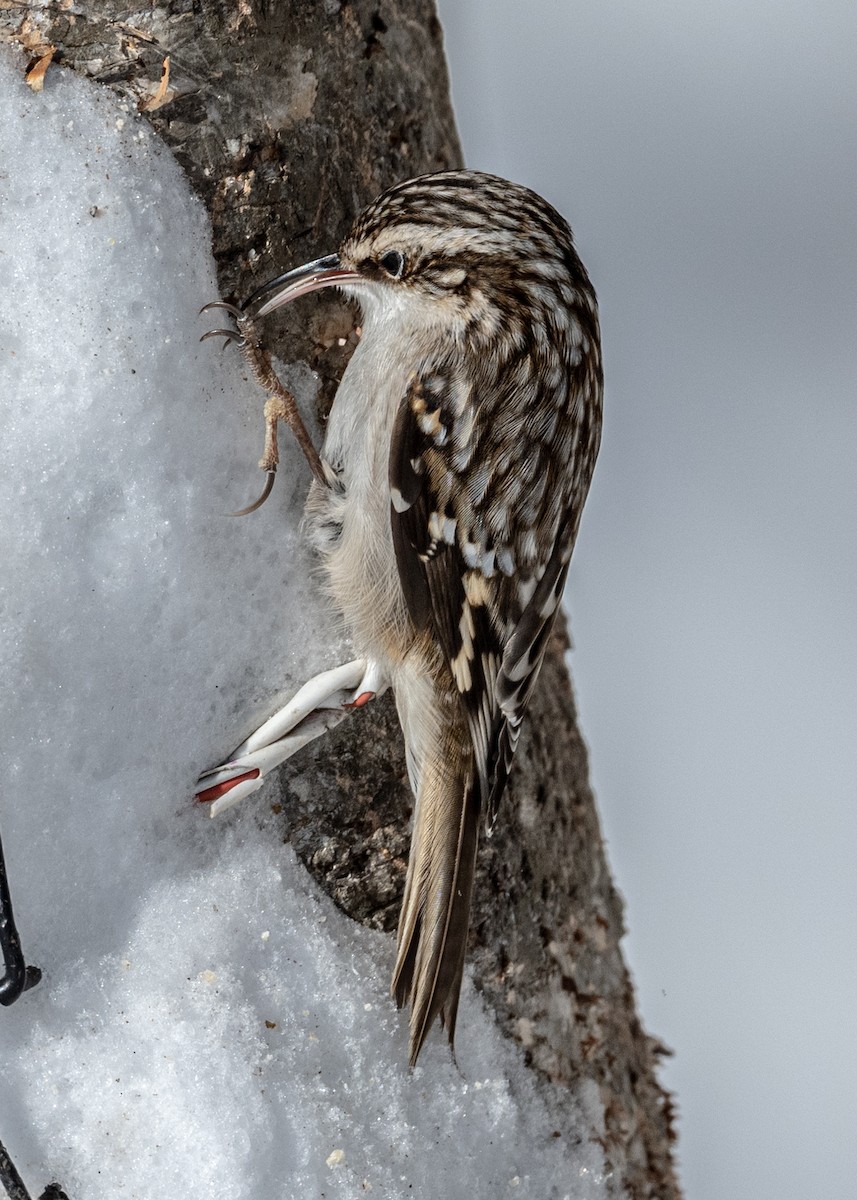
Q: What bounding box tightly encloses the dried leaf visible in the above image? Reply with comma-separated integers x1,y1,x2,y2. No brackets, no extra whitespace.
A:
16,14,53,57
25,47,55,93
139,56,173,112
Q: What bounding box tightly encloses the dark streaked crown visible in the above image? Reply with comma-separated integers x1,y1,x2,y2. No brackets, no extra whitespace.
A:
340,170,600,359
346,170,573,260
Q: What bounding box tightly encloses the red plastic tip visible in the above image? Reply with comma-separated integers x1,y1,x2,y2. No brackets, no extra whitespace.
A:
195,768,261,805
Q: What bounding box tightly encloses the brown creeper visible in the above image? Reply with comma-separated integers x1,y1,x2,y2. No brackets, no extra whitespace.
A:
197,170,603,1066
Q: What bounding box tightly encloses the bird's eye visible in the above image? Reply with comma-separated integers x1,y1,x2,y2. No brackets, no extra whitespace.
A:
379,250,406,278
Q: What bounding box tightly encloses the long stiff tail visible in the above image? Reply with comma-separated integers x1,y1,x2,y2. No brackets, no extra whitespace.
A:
391,676,480,1066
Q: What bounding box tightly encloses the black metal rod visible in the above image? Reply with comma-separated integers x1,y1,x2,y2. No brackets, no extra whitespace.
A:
0,1138,69,1200
1,831,69,1200
0,1137,30,1200
0,824,40,1006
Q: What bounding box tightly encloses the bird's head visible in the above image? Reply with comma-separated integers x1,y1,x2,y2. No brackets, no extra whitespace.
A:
245,170,597,350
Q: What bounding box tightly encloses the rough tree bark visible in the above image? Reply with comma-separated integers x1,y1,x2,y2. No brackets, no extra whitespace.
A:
1,4,680,1196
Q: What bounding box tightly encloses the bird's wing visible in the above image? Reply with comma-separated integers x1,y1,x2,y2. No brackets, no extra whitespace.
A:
389,354,586,825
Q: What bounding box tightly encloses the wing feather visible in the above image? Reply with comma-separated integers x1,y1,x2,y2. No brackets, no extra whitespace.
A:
389,354,592,824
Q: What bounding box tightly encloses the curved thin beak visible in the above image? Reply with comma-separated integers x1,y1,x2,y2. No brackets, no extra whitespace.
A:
244,253,361,317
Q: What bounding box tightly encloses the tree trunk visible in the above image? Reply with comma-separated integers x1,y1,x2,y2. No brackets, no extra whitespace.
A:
2,3,680,1195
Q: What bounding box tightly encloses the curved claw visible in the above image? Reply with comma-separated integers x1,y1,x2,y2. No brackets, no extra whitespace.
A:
200,300,244,320
200,327,246,346
230,470,276,517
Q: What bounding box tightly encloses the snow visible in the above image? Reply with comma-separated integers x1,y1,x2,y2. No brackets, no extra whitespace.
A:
0,48,607,1200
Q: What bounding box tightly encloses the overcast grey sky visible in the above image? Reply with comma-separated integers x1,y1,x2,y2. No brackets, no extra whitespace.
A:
435,3,857,1197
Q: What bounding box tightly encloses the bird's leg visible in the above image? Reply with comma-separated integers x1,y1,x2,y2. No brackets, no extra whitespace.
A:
231,310,328,491
230,393,297,517
195,659,388,817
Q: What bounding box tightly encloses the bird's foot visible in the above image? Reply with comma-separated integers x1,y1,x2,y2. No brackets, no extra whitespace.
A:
195,659,388,816
199,297,328,499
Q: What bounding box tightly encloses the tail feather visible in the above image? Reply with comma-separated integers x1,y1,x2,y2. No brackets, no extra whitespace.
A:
392,744,481,1066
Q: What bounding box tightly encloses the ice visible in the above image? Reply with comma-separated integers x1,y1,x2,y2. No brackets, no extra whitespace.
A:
0,47,607,1199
